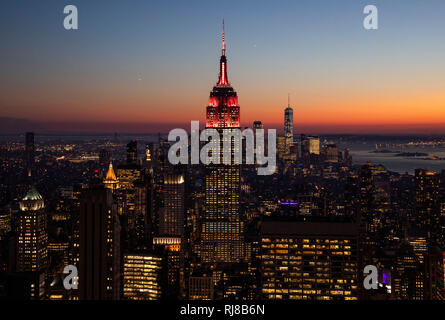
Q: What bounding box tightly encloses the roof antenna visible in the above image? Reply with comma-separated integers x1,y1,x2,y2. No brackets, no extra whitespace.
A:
222,19,226,56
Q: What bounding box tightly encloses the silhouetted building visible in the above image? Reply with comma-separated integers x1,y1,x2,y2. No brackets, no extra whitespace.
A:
253,121,263,130
79,186,120,300
126,140,138,165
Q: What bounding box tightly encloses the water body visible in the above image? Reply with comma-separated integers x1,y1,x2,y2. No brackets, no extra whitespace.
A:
349,148,445,174
331,139,445,175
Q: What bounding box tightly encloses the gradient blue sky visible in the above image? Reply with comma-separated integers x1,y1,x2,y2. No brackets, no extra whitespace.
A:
1,0,445,133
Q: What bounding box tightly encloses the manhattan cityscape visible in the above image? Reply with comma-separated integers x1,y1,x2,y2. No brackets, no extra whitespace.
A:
1,0,445,305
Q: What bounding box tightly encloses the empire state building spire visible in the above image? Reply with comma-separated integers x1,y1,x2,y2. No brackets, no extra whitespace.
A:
218,20,229,86
222,19,226,56
207,21,239,128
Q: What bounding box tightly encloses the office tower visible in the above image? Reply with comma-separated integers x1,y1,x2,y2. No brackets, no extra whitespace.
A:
103,162,118,191
343,149,353,166
322,143,339,163
17,187,48,273
425,246,445,300
126,140,138,165
344,175,359,217
276,136,287,159
414,169,440,243
145,143,153,169
123,253,163,300
253,121,263,130
309,136,320,155
160,174,185,236
189,276,214,300
391,243,424,300
300,134,320,159
25,132,35,178
15,187,48,300
0,208,11,240
132,179,152,246
359,163,375,228
284,99,293,138
260,217,359,300
79,186,120,300
415,169,439,218
153,236,181,299
117,161,141,234
200,23,245,264
284,98,293,152
357,163,379,273
408,234,427,264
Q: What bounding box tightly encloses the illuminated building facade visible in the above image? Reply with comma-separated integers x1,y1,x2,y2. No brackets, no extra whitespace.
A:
15,187,48,300
414,169,441,244
123,253,162,300
17,187,48,273
301,135,320,159
160,174,184,236
117,163,141,231
260,219,359,300
0,208,11,240
391,243,424,300
284,100,293,152
322,144,339,163
189,276,214,300
200,23,244,264
424,246,445,300
104,161,118,191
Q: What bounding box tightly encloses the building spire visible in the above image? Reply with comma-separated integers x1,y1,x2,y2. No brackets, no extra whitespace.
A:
105,161,117,182
222,19,226,56
217,20,229,86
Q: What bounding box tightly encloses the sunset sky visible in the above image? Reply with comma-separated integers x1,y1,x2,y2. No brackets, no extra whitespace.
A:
1,0,445,134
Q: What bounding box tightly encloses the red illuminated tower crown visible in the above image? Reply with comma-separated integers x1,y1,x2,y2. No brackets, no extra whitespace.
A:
206,21,240,128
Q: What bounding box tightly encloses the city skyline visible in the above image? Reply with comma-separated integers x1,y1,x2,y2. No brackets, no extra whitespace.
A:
1,0,445,134
1,26,445,300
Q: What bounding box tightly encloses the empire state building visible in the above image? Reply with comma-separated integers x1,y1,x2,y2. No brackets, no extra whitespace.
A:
200,23,245,264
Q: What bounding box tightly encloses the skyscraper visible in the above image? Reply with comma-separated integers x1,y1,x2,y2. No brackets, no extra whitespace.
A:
25,132,35,178
260,217,359,300
160,174,185,236
200,22,244,264
16,186,48,300
415,169,439,231
284,98,293,138
126,140,138,165
123,253,163,300
300,134,320,160
17,187,48,273
117,160,141,235
79,186,120,300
